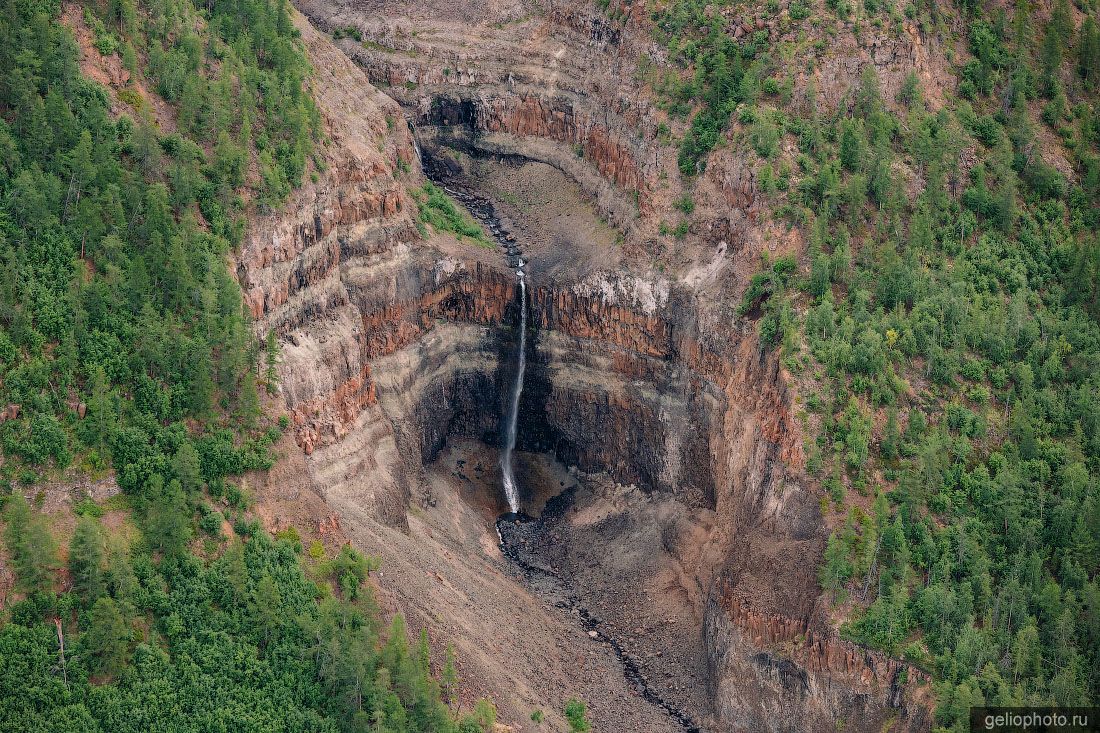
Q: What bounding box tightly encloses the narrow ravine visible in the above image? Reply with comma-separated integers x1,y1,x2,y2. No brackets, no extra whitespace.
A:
419,146,706,733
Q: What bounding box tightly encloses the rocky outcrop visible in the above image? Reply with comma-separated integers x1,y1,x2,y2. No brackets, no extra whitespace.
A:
705,595,932,733
513,270,932,732
525,295,920,731
294,0,668,230
239,12,512,526
470,95,646,199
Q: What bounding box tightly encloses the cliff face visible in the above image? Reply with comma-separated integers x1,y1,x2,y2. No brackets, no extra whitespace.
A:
525,279,929,731
239,12,483,526
704,593,933,732
241,7,932,731
294,0,665,233
288,0,883,271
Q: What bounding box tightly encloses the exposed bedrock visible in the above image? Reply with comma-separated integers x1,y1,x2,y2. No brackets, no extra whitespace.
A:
246,205,929,728
241,151,928,729
414,93,651,229
295,0,665,231
240,9,932,731
704,594,933,732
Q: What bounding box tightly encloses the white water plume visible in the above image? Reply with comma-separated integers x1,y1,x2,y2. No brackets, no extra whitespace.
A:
500,272,526,513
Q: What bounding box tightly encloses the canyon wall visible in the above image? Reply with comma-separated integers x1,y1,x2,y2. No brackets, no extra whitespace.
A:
239,13,517,526
294,0,666,232
522,286,929,730
415,97,649,230
704,595,933,732
294,0,953,277
526,277,930,731
240,7,933,731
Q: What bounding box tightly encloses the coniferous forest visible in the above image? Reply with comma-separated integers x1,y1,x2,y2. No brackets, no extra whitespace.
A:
637,0,1100,724
0,0,496,729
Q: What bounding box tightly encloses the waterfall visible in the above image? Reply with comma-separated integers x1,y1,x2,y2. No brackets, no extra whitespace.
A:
406,119,422,165
416,134,526,513
500,272,526,513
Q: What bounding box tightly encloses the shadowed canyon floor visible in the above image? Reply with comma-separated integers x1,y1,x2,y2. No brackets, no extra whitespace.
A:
344,440,703,732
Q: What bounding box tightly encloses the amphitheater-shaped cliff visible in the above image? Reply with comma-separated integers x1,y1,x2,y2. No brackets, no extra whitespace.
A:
240,7,933,731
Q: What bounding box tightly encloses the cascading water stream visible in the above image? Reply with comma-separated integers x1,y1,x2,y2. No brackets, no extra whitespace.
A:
406,119,423,166
414,141,528,513
500,271,526,513
415,146,701,730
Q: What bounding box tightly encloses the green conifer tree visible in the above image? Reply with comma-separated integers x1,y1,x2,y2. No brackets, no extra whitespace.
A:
68,516,106,603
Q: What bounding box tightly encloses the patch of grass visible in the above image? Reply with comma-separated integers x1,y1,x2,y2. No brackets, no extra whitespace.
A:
331,25,362,42
117,88,147,113
674,193,695,214
73,498,105,518
102,493,130,512
496,189,521,206
414,183,492,247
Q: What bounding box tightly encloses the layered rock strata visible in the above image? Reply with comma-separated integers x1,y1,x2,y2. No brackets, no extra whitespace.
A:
295,0,663,229
704,595,932,732
241,9,932,731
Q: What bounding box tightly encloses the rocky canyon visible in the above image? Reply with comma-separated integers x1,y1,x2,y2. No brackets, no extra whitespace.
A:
5,0,1097,726
237,4,934,731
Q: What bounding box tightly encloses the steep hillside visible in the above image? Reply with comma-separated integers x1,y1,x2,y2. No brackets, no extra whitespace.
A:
0,0,506,730
289,0,1099,727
